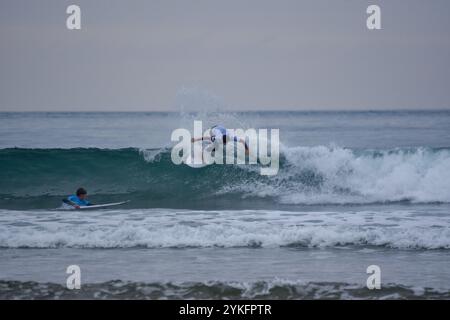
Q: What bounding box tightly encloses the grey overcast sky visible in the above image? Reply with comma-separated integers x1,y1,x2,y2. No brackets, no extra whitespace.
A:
0,0,449,111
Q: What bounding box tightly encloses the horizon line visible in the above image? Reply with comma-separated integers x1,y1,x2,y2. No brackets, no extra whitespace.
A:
1,108,450,113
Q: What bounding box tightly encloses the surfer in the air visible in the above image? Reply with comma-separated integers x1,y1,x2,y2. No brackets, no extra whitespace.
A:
191,125,250,155
62,187,93,209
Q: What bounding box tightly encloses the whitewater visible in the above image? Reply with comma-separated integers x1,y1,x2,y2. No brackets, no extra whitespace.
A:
1,207,449,249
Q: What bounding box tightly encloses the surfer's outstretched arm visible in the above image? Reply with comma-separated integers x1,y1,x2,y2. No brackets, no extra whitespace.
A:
235,137,249,155
62,198,80,209
191,137,208,143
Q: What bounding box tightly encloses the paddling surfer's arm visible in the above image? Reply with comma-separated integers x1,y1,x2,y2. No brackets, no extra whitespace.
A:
62,198,80,209
63,199,93,208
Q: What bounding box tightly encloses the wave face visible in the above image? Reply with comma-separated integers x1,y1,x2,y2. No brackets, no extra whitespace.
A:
1,280,449,300
1,146,450,209
1,208,449,249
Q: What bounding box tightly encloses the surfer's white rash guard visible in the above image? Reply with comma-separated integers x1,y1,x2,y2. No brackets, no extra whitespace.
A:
191,125,249,153
209,125,249,151
210,125,228,143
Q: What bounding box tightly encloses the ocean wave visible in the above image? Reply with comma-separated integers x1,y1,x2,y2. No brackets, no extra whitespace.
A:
1,146,450,208
0,209,449,249
228,145,450,204
1,279,448,300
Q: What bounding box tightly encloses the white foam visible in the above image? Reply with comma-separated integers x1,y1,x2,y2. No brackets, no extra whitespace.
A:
0,208,449,249
229,146,450,204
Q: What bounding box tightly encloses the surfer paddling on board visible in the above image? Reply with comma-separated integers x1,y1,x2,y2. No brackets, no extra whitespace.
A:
191,125,250,156
62,188,93,209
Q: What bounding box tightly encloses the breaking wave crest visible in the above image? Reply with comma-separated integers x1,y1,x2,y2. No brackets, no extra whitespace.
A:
1,146,450,209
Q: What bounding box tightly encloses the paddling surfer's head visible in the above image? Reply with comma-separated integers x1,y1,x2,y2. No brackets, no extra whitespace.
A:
76,187,87,200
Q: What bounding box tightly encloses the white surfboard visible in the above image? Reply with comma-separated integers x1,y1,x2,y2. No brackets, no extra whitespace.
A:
78,200,130,210
184,142,212,168
184,141,246,168
61,200,130,210
185,154,208,168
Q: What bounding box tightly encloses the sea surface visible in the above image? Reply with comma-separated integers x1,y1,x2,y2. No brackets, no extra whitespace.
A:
0,111,450,299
